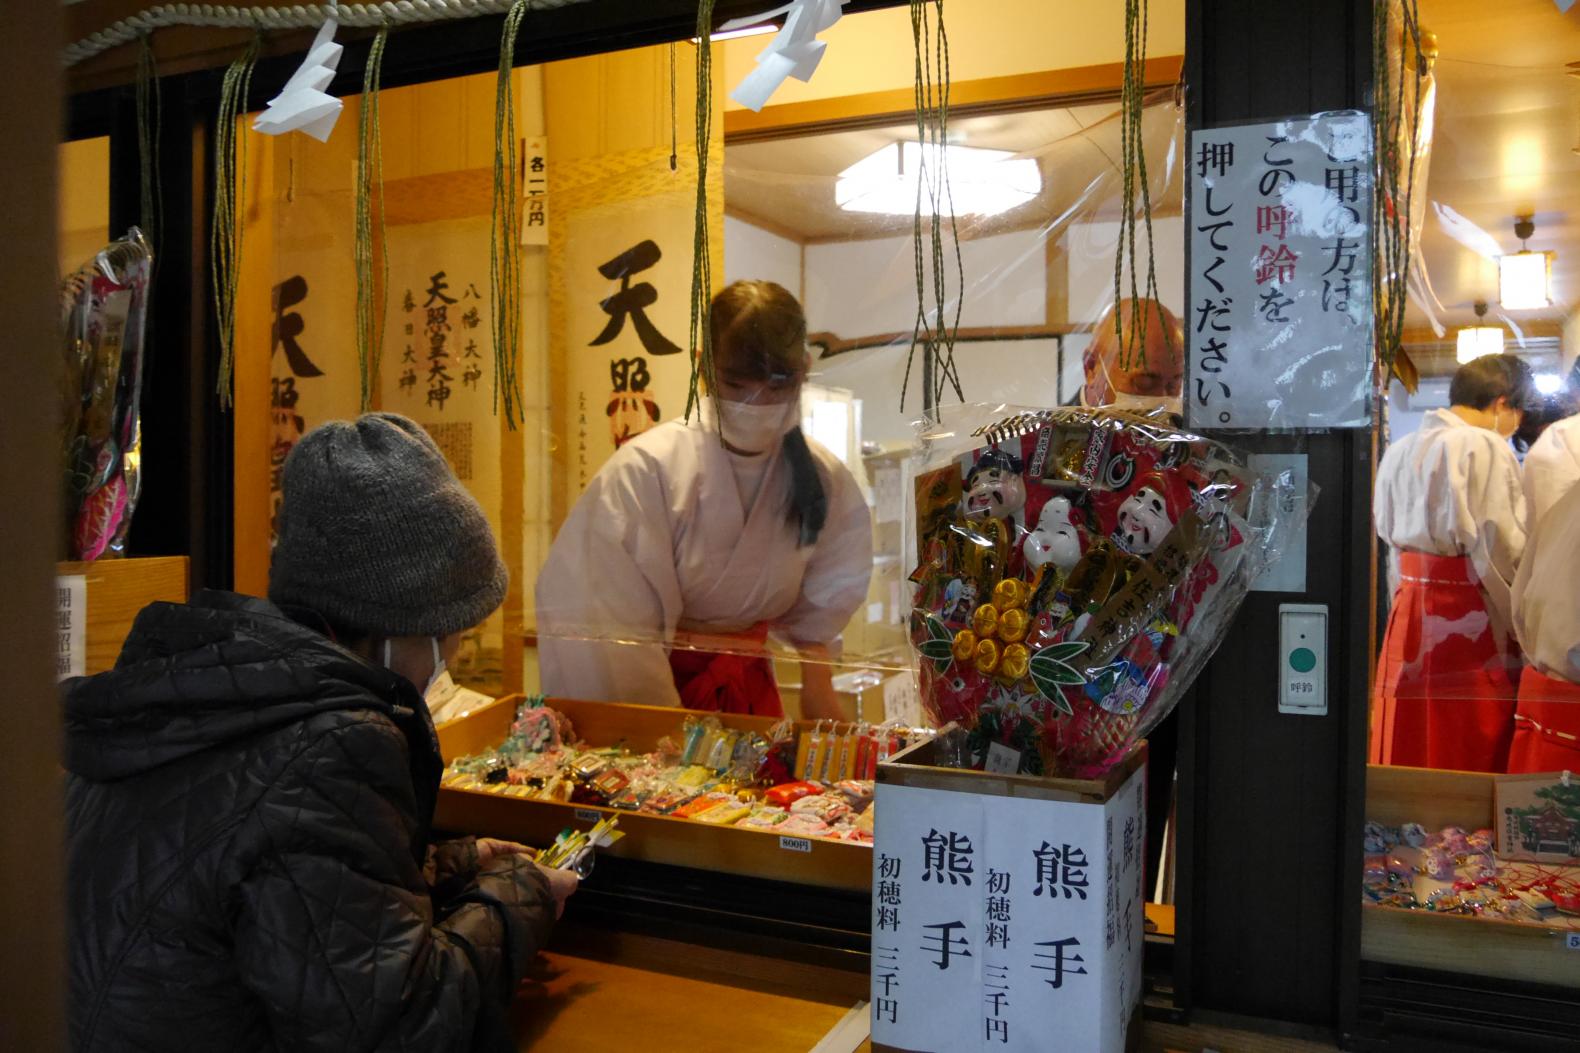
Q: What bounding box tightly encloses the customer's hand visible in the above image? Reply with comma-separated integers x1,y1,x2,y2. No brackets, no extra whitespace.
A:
534,862,580,919
476,838,532,868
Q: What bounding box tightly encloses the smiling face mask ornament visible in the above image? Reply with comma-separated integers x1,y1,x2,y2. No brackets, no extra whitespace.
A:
1116,485,1174,556
1025,496,1084,572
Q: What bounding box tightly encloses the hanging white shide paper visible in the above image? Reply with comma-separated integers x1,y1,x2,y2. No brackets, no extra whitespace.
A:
253,19,344,143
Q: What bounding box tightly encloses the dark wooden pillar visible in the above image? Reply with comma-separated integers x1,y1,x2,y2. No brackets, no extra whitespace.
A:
1177,0,1373,1036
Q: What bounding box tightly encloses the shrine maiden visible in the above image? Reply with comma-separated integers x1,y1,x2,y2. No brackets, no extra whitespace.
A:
1522,410,1580,530
1371,354,1532,772
1510,481,1580,772
535,280,872,718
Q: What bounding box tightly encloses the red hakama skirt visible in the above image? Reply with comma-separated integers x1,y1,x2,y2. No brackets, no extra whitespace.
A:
1508,667,1580,774
667,623,784,717
1371,552,1519,773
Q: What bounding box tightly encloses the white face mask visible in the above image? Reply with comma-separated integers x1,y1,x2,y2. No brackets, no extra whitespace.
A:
717,398,795,454
382,637,448,698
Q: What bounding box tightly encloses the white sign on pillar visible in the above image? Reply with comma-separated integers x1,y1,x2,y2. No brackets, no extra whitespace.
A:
1186,111,1374,430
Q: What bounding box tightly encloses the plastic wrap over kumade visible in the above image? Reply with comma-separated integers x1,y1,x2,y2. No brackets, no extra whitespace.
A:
60,228,153,562
907,405,1311,778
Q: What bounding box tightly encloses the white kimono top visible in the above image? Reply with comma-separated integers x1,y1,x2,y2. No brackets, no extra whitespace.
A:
1514,479,1580,682
1523,414,1580,534
1374,408,1527,632
535,409,874,707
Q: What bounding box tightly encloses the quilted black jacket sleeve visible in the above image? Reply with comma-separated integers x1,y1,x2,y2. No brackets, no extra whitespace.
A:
230,716,553,1052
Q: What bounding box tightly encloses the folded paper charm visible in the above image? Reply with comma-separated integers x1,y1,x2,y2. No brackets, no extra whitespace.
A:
253,19,344,142
725,0,848,113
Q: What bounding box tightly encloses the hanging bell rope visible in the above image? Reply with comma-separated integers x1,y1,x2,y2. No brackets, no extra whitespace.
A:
135,35,163,254
212,33,260,408
62,1,594,67
1373,0,1425,390
354,25,390,412
900,0,964,419
490,0,528,429
1113,0,1168,374
684,0,717,423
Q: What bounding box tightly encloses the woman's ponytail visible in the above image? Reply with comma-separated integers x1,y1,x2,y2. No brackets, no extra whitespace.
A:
782,425,828,547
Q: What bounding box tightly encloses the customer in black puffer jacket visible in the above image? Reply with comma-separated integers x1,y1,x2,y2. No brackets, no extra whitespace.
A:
65,413,573,1052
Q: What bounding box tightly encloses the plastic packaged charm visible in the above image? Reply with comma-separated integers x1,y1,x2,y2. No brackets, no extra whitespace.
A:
60,228,154,561
908,406,1307,778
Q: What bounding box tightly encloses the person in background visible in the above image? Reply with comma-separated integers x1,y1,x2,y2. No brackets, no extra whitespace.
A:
1372,354,1533,773
536,280,872,718
1519,383,1580,530
1510,479,1580,772
65,413,575,1052
1078,296,1186,899
1081,297,1186,416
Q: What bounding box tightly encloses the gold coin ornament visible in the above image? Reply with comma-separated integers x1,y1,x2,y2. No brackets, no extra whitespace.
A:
999,643,1031,681
992,577,1028,611
973,638,1002,676
952,629,978,662
999,607,1029,643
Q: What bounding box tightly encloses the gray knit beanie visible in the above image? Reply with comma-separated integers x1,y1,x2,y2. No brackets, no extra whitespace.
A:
269,412,508,638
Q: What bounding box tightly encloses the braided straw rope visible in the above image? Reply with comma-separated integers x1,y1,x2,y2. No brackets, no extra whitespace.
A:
63,0,591,66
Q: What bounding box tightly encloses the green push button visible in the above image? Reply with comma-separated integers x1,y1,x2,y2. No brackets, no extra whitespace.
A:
1289,647,1317,674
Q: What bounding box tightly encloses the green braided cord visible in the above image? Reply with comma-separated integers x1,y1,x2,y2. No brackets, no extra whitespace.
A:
135,36,163,257
898,0,925,411
490,1,528,429
900,0,964,416
932,1,964,406
212,34,259,409
684,0,717,424
1111,0,1169,373
1134,0,1170,359
355,26,390,413
670,41,679,172
1372,0,1423,383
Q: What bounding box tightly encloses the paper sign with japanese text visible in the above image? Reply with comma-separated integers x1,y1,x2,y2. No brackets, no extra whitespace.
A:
872,767,1145,1052
56,575,86,680
1186,112,1373,430
522,136,548,246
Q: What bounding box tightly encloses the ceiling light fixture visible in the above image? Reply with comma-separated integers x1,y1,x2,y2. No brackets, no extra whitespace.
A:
1456,301,1505,363
692,23,778,44
1498,215,1554,310
834,141,1041,217
1533,372,1564,396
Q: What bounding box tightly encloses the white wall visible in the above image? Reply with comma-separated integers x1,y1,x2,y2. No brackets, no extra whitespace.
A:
803,228,1048,337
1065,216,1185,322
817,337,1069,447
724,214,803,298
1386,377,1450,444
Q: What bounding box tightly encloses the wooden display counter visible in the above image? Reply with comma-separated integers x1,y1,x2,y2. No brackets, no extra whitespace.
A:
1362,764,1580,987
511,928,1333,1053
434,695,874,892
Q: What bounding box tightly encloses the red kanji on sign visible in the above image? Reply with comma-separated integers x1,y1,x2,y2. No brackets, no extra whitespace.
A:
1254,244,1299,285
1256,205,1292,239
